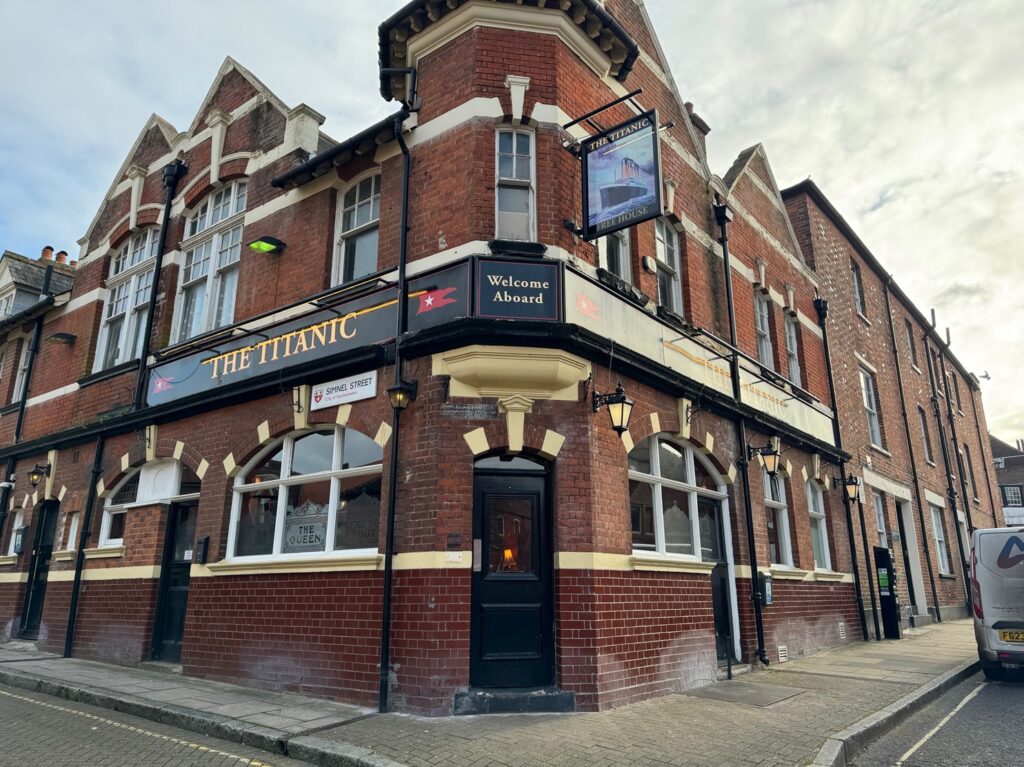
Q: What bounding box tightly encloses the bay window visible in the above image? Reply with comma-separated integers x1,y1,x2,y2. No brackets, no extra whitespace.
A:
174,180,246,343
229,426,383,559
335,174,381,285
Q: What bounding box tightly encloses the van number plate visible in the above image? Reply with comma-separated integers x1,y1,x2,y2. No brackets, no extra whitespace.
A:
998,630,1024,643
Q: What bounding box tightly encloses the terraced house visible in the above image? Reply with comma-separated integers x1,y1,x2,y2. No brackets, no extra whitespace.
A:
0,0,1002,716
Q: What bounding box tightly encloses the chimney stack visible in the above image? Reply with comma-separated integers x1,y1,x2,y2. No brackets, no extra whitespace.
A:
41,245,54,261
56,250,68,264
69,259,78,269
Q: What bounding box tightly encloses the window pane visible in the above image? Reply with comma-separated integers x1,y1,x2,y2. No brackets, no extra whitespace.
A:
662,487,693,555
129,308,147,360
767,508,783,564
496,187,531,240
343,227,378,282
487,496,534,574
217,226,242,268
282,481,330,554
335,474,381,550
657,269,675,309
112,474,139,505
246,446,285,483
629,480,655,550
498,155,514,179
658,440,687,484
697,497,723,561
628,440,651,475
102,316,124,369
810,516,826,569
172,506,196,560
234,182,247,214
343,429,383,469
179,282,207,341
108,511,126,541
236,488,278,556
290,431,334,476
498,132,512,155
692,458,717,491
213,267,237,329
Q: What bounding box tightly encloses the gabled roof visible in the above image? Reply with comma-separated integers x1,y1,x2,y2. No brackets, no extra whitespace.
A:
186,57,290,136
991,434,1024,460
0,251,74,295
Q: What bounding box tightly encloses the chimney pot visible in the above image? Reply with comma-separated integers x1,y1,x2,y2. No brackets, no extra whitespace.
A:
684,101,694,114
69,259,78,269
55,250,68,264
41,246,54,260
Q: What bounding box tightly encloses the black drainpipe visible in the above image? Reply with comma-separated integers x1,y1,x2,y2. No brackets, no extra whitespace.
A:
64,434,105,657
923,335,971,608
133,160,188,411
0,267,54,558
812,296,869,641
712,198,769,666
965,381,999,526
882,282,941,622
378,107,413,712
937,344,974,537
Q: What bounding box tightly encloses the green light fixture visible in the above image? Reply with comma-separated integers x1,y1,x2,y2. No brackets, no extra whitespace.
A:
248,236,287,255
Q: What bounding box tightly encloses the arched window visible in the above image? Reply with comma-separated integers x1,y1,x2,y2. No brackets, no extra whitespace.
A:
99,460,202,548
335,174,381,285
628,435,726,559
229,426,383,559
96,228,159,370
764,469,792,566
175,179,247,343
806,480,831,570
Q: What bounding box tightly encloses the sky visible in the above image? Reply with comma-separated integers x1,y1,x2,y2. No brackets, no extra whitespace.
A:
0,1,1021,441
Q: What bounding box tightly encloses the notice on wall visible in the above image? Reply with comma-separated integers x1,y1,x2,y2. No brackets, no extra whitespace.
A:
311,370,378,411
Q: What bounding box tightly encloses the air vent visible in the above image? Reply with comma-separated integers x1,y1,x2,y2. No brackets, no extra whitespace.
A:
778,644,789,662
839,622,847,640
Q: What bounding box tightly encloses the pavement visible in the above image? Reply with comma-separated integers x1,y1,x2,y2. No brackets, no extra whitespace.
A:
0,620,979,767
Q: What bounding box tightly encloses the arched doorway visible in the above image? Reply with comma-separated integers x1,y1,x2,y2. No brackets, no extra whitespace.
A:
470,454,554,688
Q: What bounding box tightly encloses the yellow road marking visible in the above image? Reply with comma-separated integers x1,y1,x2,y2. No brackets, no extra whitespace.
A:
0,687,274,766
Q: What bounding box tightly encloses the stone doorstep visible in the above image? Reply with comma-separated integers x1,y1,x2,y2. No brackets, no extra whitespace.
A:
453,687,576,715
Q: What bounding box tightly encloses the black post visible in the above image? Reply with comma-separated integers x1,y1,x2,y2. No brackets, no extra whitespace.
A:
881,283,941,622
378,109,412,713
812,296,869,641
64,434,105,657
713,197,768,666
937,348,974,537
133,160,188,411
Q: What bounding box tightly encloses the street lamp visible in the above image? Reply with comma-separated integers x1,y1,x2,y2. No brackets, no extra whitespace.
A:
748,443,781,477
592,381,634,436
387,380,418,410
27,463,50,488
833,473,860,502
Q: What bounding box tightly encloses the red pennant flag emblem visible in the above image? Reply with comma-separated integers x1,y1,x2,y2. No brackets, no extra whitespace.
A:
417,287,458,314
152,375,173,394
576,290,602,321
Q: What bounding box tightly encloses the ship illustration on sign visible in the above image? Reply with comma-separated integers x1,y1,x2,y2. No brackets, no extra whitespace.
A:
599,157,648,209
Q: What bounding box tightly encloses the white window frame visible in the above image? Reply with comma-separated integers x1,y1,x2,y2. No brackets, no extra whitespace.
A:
930,505,952,575
6,509,24,556
63,511,81,552
627,436,728,561
226,426,383,562
806,480,831,571
172,180,247,344
1003,485,1022,506
918,407,934,464
333,171,381,286
100,473,139,548
851,260,866,317
784,314,801,386
654,218,681,312
94,229,159,372
754,291,774,370
494,128,536,241
764,468,793,567
962,445,979,499
904,318,919,368
0,291,15,318
872,492,888,549
598,229,631,283
11,341,30,403
860,367,883,447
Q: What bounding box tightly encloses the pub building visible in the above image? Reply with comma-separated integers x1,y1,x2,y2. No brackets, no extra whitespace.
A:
0,0,1001,715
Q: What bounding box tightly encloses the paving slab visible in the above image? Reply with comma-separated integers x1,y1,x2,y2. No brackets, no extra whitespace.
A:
686,678,805,707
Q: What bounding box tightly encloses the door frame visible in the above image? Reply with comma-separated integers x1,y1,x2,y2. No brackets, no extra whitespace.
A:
19,499,60,639
470,454,555,689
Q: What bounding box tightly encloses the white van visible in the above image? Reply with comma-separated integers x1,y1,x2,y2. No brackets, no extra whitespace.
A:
971,527,1024,679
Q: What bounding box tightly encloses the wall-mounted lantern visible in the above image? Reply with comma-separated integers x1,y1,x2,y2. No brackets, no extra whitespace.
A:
247,236,287,255
748,443,781,477
27,463,50,488
592,381,634,436
387,380,418,411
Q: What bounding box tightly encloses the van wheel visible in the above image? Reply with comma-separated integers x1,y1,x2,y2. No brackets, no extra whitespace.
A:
982,662,1004,681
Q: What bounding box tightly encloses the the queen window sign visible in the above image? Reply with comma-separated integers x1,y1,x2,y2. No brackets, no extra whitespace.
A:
581,110,662,240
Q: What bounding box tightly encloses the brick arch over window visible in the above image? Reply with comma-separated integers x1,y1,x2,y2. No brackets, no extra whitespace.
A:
98,438,211,499
625,409,731,480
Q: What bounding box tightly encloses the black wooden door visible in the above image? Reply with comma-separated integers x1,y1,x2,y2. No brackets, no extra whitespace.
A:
152,503,197,662
20,501,59,639
874,546,902,640
699,497,733,664
471,471,553,688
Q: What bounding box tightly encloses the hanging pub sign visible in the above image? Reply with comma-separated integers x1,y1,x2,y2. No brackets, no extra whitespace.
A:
580,109,662,241
146,261,470,407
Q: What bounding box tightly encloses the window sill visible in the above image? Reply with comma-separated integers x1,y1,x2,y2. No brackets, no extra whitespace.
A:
629,554,716,575
0,555,17,567
200,552,383,577
812,569,848,582
769,565,810,580
911,364,922,375
52,550,77,562
926,460,936,467
78,360,140,389
868,443,892,458
938,572,957,579
85,546,125,559
857,312,871,326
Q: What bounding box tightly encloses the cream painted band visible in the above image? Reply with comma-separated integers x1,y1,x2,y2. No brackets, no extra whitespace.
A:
555,552,716,575
193,551,476,577
47,565,161,582
392,551,473,570
0,555,18,567
734,564,854,583
0,572,28,584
